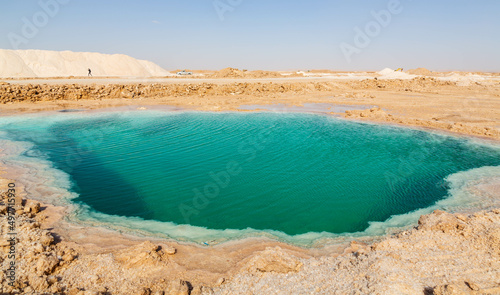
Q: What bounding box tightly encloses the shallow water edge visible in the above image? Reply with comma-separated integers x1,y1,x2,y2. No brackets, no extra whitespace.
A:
0,107,499,248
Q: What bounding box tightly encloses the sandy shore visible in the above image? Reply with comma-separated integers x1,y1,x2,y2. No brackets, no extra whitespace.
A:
2,73,500,139
1,72,500,294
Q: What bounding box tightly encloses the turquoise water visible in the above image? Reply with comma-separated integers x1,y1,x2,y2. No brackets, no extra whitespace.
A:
1,111,500,241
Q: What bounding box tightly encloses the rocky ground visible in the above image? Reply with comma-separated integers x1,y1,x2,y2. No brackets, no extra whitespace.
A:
345,107,500,139
214,209,500,294
0,178,207,295
1,176,500,294
1,75,500,140
0,77,461,103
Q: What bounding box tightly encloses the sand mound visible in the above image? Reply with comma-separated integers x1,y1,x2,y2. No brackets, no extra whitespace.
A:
0,49,172,78
377,68,415,80
407,68,432,75
246,70,282,78
212,67,246,78
209,68,283,78
437,72,487,86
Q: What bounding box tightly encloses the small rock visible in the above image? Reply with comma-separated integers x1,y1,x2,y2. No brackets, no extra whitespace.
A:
50,284,62,293
46,275,58,285
191,286,214,295
418,210,464,233
35,254,59,275
40,234,54,246
215,277,225,286
33,243,45,253
247,247,303,273
27,200,41,213
14,196,24,206
0,239,11,247
62,252,76,262
433,284,471,295
166,280,190,295
190,287,203,295
115,241,166,268
465,280,480,291
163,245,176,255
21,221,38,230
355,248,369,256
28,275,50,292
89,274,100,282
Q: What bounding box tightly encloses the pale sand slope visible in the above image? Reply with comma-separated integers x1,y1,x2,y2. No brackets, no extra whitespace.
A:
0,49,173,78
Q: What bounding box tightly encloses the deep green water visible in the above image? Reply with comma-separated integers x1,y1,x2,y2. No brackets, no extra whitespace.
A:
1,111,499,238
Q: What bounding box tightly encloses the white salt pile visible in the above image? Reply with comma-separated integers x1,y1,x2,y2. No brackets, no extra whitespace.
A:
377,68,395,75
437,72,486,86
0,49,172,78
376,68,415,80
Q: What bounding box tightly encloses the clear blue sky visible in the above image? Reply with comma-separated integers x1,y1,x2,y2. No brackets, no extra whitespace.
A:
1,0,499,71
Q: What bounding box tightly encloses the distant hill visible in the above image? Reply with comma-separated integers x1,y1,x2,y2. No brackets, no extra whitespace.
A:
0,49,172,78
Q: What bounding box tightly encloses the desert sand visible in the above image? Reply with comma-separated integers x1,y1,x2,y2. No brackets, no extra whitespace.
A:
0,49,172,78
1,68,500,294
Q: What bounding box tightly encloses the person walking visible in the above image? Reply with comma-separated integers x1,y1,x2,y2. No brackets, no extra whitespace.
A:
88,68,92,77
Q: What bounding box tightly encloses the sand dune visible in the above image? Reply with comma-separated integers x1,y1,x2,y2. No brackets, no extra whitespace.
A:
0,49,172,78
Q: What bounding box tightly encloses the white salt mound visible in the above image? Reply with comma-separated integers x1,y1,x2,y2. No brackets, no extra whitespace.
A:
0,49,172,78
377,68,395,75
377,68,415,80
437,73,486,86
